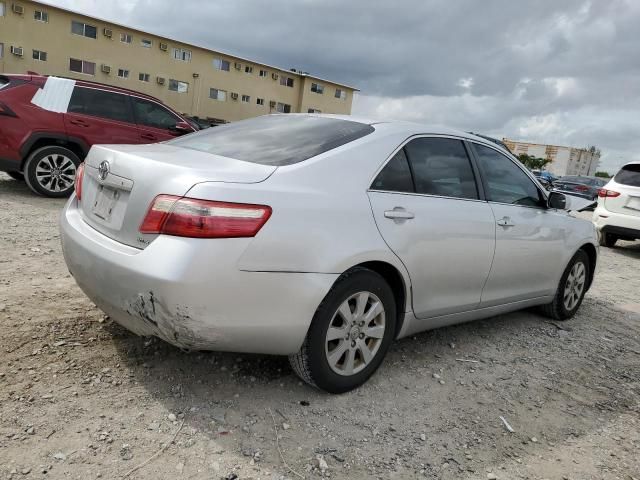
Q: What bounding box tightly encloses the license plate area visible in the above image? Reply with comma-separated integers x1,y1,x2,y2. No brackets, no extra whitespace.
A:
92,185,120,221
626,196,640,211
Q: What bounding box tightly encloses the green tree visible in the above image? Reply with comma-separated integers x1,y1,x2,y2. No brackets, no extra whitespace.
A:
517,154,551,171
594,171,611,178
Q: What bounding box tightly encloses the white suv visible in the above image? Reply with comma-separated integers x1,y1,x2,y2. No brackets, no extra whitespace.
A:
593,161,640,247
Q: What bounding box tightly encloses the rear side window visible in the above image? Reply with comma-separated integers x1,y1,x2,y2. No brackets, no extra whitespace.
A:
168,115,375,166
131,97,181,130
404,138,478,200
614,164,640,187
68,87,133,123
371,149,414,193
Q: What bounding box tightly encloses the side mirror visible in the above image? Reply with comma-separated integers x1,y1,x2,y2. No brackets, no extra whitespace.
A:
548,191,567,210
170,121,193,134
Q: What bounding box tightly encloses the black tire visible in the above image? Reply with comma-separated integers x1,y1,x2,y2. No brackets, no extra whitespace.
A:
540,250,590,321
289,268,397,393
24,146,80,198
7,171,24,181
598,232,618,248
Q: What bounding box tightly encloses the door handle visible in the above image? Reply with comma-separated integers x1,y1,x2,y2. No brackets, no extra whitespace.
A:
384,208,415,220
496,216,515,227
141,133,157,141
69,119,90,127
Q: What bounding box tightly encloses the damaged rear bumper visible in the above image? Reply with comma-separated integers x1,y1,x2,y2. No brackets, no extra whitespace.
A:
60,197,338,355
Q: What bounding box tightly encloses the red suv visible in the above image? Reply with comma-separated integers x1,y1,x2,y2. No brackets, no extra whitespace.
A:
0,74,195,197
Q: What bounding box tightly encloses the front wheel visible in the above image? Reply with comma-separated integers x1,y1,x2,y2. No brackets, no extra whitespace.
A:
540,250,590,320
289,268,396,393
24,146,80,197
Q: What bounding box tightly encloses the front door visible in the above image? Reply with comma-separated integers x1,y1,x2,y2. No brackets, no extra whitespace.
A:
470,142,566,306
368,137,496,318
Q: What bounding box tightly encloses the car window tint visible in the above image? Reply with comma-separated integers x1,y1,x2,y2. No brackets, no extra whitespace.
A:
168,115,375,166
67,87,133,123
132,97,180,130
474,143,543,207
371,149,414,193
614,164,640,187
404,138,478,200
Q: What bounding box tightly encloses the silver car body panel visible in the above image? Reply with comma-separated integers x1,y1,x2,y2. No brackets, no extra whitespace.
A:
60,116,598,355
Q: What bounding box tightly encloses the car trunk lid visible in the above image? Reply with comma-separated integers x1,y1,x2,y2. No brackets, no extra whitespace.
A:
79,144,277,248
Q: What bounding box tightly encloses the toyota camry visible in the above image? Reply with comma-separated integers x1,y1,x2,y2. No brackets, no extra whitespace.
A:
60,114,598,393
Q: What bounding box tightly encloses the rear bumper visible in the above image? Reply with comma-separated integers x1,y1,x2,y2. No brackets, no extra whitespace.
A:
593,206,640,239
60,197,338,355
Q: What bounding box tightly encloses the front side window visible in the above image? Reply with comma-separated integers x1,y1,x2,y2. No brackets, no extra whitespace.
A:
168,79,189,93
404,138,478,200
132,97,180,130
473,143,543,207
371,149,414,193
71,20,97,39
69,58,95,75
311,83,324,94
614,164,640,187
34,10,48,22
213,58,230,71
279,76,294,87
209,88,226,101
67,87,133,123
32,49,47,61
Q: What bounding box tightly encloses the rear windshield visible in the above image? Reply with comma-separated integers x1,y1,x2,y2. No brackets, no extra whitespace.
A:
168,115,375,166
614,164,640,187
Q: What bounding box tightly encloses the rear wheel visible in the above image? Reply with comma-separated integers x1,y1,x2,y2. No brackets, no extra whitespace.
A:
599,232,618,248
289,268,396,393
7,171,24,181
24,146,80,197
540,250,590,321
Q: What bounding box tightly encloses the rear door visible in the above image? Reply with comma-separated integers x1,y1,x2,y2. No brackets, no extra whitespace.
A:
604,164,640,216
130,96,190,143
471,142,566,305
64,86,140,145
368,137,496,318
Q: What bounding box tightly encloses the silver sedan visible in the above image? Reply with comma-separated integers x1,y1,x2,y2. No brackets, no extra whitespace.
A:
60,114,598,393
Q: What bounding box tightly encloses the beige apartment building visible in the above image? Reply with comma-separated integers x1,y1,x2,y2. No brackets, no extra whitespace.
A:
503,139,601,177
0,0,357,123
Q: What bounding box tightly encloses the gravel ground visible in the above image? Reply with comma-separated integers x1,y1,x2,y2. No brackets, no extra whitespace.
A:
1,171,639,480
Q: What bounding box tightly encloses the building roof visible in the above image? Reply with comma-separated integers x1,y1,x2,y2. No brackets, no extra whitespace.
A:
32,0,359,92
503,138,599,154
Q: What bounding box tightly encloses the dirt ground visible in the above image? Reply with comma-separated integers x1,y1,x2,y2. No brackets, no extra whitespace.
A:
1,171,639,480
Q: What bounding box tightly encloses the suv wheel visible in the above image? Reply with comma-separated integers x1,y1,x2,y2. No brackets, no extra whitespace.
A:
24,146,80,197
289,268,396,393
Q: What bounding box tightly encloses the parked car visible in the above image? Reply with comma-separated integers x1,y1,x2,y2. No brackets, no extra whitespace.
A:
532,171,556,190
60,115,598,393
0,74,195,197
553,175,607,200
593,161,640,247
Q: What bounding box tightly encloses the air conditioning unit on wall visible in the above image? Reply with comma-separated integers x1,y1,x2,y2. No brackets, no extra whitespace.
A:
101,64,111,74
10,46,24,56
103,28,113,38
230,92,239,100
159,42,168,51
271,73,279,80
156,76,165,85
12,4,24,15
234,62,241,70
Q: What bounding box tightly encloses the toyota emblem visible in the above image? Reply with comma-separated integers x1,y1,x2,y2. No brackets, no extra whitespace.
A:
98,161,110,181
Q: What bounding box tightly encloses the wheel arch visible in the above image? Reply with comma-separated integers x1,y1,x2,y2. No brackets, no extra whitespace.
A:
20,133,89,171
578,242,597,291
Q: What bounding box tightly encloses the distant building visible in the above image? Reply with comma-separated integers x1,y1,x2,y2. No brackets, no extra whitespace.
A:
503,139,600,177
0,0,357,123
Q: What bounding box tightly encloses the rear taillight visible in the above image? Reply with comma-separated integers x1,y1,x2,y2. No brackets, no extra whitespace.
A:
74,162,85,200
0,102,17,117
574,185,589,191
139,195,272,238
598,189,620,198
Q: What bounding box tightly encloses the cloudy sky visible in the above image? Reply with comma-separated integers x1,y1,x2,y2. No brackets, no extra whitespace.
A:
49,0,640,172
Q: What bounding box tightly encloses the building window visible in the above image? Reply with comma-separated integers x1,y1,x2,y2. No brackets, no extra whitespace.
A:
172,48,191,62
0,43,3,59
259,69,267,77
279,76,294,88
308,108,321,113
117,68,129,79
256,98,264,106
71,20,97,39
244,66,253,74
140,39,152,48
139,73,150,82
168,79,189,93
311,83,324,94
69,58,96,75
0,3,5,16
335,88,347,100
34,10,48,22
120,33,133,44
276,102,291,113
213,58,230,71
32,49,47,61
209,88,226,101
241,94,250,103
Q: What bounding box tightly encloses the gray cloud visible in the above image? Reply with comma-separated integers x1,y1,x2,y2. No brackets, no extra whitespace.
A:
50,0,640,171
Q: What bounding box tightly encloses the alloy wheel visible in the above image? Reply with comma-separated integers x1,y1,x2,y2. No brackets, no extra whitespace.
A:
563,261,586,310
324,291,386,376
35,154,76,193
